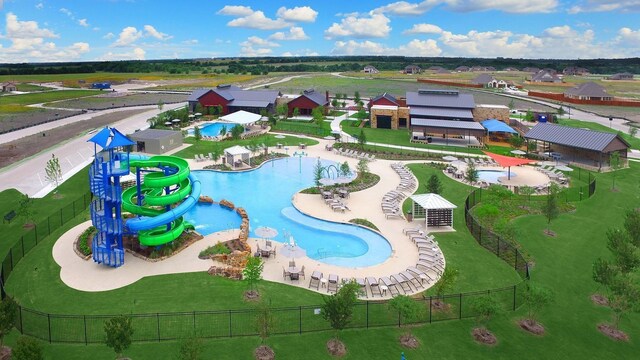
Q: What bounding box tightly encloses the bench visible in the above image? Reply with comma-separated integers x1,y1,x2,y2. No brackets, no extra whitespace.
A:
3,210,16,223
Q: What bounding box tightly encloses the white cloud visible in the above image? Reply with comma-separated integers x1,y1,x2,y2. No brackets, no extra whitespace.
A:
143,25,172,40
282,50,320,56
616,27,640,46
36,3,44,10
269,27,309,40
239,46,273,57
78,19,89,27
403,23,443,34
542,25,574,38
371,0,440,16
214,38,232,44
113,26,142,47
331,39,442,56
240,36,280,48
276,6,318,22
569,0,640,14
372,0,558,15
60,8,73,17
183,39,199,45
324,14,391,39
217,5,254,16
98,47,146,61
4,12,58,39
103,32,115,39
227,11,289,30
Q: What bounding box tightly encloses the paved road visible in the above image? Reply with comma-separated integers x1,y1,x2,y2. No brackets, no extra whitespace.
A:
0,102,186,197
245,74,310,90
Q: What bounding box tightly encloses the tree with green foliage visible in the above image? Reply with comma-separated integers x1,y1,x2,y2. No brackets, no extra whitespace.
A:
524,109,534,122
321,281,361,339
194,103,204,115
231,124,244,140
425,174,443,194
11,336,44,360
178,336,203,360
357,129,367,148
432,267,458,300
104,315,134,359
470,295,501,332
44,153,63,193
388,295,422,339
0,296,18,348
623,209,640,247
243,256,264,298
255,301,275,345
355,108,367,121
331,98,339,108
219,126,227,138
509,135,524,149
216,105,223,116
18,194,35,226
465,162,478,184
518,185,535,204
609,151,622,191
276,103,288,119
527,141,537,152
557,106,565,116
357,158,369,178
313,159,325,187
508,99,515,111
629,126,638,138
193,126,202,142
339,161,351,177
541,183,560,235
521,283,554,330
292,107,300,118
312,106,324,126
341,101,346,108
157,100,164,112
354,91,361,104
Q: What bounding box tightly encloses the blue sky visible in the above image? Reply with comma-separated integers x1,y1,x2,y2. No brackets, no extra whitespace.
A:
1,0,639,62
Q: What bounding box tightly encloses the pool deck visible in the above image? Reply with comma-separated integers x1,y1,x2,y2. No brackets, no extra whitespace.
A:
52,138,444,298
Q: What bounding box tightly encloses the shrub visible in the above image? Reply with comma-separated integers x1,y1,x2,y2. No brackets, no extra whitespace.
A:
78,226,95,256
199,242,230,258
11,336,44,360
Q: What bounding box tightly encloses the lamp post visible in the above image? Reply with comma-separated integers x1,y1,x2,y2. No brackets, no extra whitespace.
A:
293,151,307,173
609,116,613,128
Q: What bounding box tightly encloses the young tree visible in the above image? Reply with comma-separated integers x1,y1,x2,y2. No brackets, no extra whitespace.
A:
339,161,351,177
313,159,325,187
509,135,524,149
471,295,501,328
524,109,534,122
219,126,227,138
0,296,18,348
609,151,622,191
312,106,324,126
243,256,264,298
508,99,515,111
44,154,63,193
18,194,35,226
104,315,134,359
216,105,223,116
321,281,361,339
623,209,640,247
355,108,367,121
194,103,204,116
356,158,369,178
331,98,339,109
231,124,244,140
425,174,443,194
193,126,202,142
357,129,367,149
292,107,300,119
255,301,275,345
432,267,459,304
629,126,638,138
521,283,554,331
557,106,565,116
11,336,44,360
276,103,288,119
341,101,346,108
388,295,422,340
465,162,479,184
354,91,361,104
178,336,203,360
541,183,560,235
157,100,164,112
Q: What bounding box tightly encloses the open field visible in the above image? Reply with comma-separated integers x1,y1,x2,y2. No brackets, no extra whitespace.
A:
143,74,259,91
49,93,187,110
0,108,83,134
0,90,98,108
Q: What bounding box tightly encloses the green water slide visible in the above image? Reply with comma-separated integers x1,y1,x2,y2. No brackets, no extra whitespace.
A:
122,155,200,247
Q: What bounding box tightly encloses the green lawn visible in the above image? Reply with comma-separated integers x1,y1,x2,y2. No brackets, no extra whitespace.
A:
0,90,98,106
173,135,320,159
557,118,640,150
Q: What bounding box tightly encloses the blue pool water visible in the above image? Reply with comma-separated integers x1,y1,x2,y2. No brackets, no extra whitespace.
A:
477,170,516,183
189,122,241,137
183,158,392,268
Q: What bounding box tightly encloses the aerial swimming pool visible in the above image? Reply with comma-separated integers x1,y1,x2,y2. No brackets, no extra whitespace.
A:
477,170,516,183
184,158,392,268
188,122,241,137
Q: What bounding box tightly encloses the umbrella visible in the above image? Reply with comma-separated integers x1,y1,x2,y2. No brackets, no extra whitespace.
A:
555,165,573,172
279,237,306,258
274,135,286,139
442,155,458,161
510,150,526,155
319,177,352,186
172,119,181,123
164,121,172,126
255,226,278,239
194,112,202,116
323,135,336,140
188,114,195,118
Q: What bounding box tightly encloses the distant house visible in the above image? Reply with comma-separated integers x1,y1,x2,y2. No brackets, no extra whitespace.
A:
563,66,590,76
404,65,422,74
91,82,111,90
188,84,279,115
363,65,379,74
428,66,445,71
564,82,613,101
1,82,17,92
455,66,470,72
608,72,634,80
287,89,329,116
542,68,558,75
503,67,520,72
436,68,451,74
531,70,562,83
522,67,540,73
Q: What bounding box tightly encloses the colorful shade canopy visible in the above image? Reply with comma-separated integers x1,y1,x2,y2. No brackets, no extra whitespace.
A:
482,151,537,180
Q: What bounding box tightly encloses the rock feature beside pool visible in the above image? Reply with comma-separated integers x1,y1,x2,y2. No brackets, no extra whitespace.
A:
207,206,252,280
219,199,235,209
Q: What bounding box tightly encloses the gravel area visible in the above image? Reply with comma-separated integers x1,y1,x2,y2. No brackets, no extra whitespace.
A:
50,93,188,110
0,109,148,169
0,109,84,134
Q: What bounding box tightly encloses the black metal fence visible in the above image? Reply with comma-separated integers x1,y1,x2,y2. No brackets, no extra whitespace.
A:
0,192,92,299
13,284,524,344
464,172,597,279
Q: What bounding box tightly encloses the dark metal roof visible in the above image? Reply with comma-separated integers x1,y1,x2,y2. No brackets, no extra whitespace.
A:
410,119,485,130
524,123,630,152
300,89,328,105
129,129,181,140
187,89,210,102
472,74,495,84
564,82,611,98
370,92,398,105
410,107,473,119
406,89,475,109
228,100,272,108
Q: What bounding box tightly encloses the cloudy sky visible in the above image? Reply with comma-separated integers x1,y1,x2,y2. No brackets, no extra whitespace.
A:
0,0,639,63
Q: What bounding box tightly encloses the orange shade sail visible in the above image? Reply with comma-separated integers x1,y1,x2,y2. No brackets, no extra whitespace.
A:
482,151,537,168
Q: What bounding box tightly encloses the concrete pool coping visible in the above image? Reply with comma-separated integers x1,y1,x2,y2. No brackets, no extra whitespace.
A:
52,138,444,299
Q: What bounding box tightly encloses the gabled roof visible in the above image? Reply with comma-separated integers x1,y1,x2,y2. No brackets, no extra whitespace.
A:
410,193,457,210
370,92,398,105
219,110,262,125
564,82,611,98
190,85,278,105
87,127,112,148
224,145,250,156
410,119,485,131
298,89,328,106
531,70,561,82
472,74,495,84
524,123,630,152
187,89,211,102
455,66,469,71
406,89,475,109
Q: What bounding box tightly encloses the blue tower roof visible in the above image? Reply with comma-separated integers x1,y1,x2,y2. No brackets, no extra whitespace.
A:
87,127,112,148
106,128,135,149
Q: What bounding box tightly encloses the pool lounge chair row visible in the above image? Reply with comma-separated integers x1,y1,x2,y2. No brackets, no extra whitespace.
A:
391,163,416,191
464,157,495,167
382,190,405,220
307,271,430,298
335,148,376,161
194,153,217,162
326,198,350,212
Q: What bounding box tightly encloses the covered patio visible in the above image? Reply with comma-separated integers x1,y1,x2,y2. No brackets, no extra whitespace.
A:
219,110,262,128
224,145,251,169
410,119,486,147
409,194,457,232
482,119,519,143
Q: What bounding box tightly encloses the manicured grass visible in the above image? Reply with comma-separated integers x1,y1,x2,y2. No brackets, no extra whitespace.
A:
0,90,98,106
557,118,640,150
271,119,331,136
173,134,319,159
14,83,49,92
